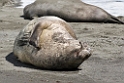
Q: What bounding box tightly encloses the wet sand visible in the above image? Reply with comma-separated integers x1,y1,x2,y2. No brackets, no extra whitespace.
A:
0,2,124,83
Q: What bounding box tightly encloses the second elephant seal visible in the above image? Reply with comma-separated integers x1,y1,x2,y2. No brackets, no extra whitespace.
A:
23,0,123,24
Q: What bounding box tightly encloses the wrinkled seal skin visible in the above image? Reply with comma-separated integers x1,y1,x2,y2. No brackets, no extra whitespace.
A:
23,0,123,24
13,16,92,70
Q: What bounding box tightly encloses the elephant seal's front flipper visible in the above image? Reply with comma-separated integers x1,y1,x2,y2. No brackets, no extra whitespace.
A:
29,23,42,49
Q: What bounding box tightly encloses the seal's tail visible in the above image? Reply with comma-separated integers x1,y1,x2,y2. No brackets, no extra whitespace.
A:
109,15,124,24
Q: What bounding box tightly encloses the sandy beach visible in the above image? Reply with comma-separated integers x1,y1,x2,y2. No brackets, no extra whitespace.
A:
0,1,124,83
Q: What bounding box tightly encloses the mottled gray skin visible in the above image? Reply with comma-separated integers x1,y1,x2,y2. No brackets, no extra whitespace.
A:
13,16,92,70
23,0,123,24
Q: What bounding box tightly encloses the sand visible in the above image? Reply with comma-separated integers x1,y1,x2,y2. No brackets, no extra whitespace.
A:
0,1,124,83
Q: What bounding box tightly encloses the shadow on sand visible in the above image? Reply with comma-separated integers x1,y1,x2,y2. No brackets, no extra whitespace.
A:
6,52,41,70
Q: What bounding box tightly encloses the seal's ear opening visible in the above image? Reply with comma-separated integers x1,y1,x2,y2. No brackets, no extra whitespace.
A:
29,23,42,49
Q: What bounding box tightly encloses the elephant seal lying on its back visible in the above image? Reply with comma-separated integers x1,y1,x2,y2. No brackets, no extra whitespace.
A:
23,0,123,24
13,16,92,70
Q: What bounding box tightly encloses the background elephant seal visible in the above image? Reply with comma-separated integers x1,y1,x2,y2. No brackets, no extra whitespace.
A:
23,0,124,24
13,16,92,70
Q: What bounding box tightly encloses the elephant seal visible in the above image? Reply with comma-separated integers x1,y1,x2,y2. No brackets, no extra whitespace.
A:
13,16,92,70
23,0,123,24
